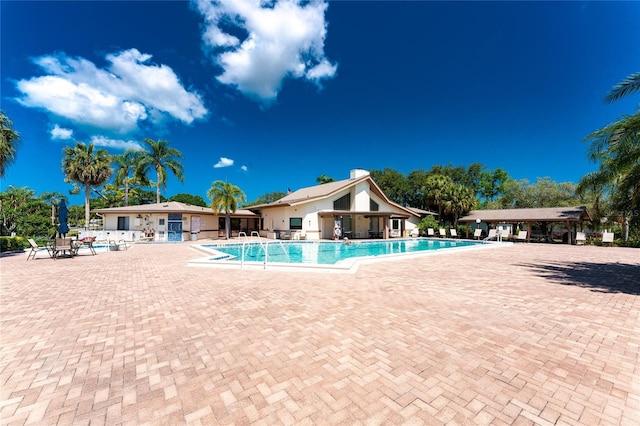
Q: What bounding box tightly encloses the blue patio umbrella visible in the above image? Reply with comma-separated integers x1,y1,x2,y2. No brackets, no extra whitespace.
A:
57,199,70,237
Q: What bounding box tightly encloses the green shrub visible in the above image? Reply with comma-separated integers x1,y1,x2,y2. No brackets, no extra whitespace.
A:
418,216,440,235
0,236,28,252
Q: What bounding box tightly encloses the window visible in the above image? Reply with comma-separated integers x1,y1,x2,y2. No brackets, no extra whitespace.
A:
159,219,165,226
333,193,351,210
392,219,401,230
290,217,303,230
117,216,130,230
370,199,379,211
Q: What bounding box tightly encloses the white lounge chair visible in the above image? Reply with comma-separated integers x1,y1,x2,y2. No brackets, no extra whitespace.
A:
473,228,482,239
485,229,498,241
602,232,614,245
450,229,458,238
439,228,447,238
410,228,420,237
427,228,435,237
516,231,528,242
576,232,586,245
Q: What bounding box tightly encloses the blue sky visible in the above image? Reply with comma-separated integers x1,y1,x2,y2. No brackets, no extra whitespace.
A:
2,0,639,206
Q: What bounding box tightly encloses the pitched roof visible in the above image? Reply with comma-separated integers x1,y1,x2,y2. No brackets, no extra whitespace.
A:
248,174,419,217
459,206,591,223
406,207,438,217
93,202,256,216
250,176,372,208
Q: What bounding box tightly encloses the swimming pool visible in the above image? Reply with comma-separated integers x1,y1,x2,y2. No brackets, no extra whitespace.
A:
190,238,499,272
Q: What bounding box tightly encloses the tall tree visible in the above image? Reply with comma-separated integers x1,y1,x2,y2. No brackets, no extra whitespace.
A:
422,174,453,220
0,111,20,177
62,142,113,229
169,193,208,207
135,138,184,203
316,174,335,184
370,168,410,205
578,71,640,229
246,191,287,206
112,149,140,206
207,181,246,239
442,183,476,226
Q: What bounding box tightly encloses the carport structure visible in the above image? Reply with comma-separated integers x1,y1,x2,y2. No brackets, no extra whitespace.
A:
459,206,592,244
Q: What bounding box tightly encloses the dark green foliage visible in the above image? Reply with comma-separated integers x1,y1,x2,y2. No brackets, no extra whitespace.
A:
169,193,208,207
245,191,287,206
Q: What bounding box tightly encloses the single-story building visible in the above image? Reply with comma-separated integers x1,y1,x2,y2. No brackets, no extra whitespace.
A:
87,169,430,242
248,169,423,240
458,206,592,244
88,202,259,242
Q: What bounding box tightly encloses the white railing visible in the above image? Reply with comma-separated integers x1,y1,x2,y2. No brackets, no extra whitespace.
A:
240,239,290,270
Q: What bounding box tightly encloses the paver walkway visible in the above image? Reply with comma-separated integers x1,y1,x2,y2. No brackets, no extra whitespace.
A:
1,242,639,425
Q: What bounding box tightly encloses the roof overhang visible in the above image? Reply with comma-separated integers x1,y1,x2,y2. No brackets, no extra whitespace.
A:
458,206,592,223
317,211,411,219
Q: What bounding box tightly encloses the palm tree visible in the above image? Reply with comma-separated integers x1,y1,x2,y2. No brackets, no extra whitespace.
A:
422,174,452,221
135,138,184,204
0,111,20,177
207,180,246,239
442,183,476,227
62,142,113,229
112,149,140,206
579,71,640,229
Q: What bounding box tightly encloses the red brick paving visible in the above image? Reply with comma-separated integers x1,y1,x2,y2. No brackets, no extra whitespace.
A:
1,242,639,425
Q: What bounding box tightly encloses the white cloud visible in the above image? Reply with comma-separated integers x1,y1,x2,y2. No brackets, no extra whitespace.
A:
214,157,234,168
50,124,73,140
240,165,248,172
90,135,143,150
15,49,208,135
193,0,337,102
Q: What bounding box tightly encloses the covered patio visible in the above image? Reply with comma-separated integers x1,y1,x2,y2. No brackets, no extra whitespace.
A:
459,206,592,244
317,211,412,239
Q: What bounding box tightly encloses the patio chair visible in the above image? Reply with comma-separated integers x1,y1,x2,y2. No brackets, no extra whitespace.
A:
450,229,458,238
52,238,74,259
484,229,498,241
410,228,420,237
602,232,614,245
427,228,435,237
515,230,528,242
439,228,447,237
26,238,53,260
576,232,586,245
473,228,482,239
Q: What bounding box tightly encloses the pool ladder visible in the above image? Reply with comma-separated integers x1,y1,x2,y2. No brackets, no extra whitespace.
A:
240,239,288,270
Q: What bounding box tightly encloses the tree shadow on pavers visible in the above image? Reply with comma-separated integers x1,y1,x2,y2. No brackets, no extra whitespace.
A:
518,261,640,295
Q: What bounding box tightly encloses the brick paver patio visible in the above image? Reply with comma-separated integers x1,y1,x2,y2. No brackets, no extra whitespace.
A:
1,241,639,425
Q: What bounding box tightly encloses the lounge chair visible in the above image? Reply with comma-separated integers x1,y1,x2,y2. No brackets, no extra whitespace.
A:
427,228,435,237
576,232,586,245
473,228,482,239
439,228,447,238
450,229,458,238
516,230,528,242
26,238,53,260
484,229,498,241
602,232,614,245
410,228,420,237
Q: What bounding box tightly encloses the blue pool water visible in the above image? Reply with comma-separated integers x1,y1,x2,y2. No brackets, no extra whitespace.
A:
200,238,482,265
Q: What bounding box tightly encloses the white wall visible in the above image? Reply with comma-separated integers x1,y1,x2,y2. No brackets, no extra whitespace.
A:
94,212,223,241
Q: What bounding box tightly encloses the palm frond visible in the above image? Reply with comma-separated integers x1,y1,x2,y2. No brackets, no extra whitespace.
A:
605,71,640,103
